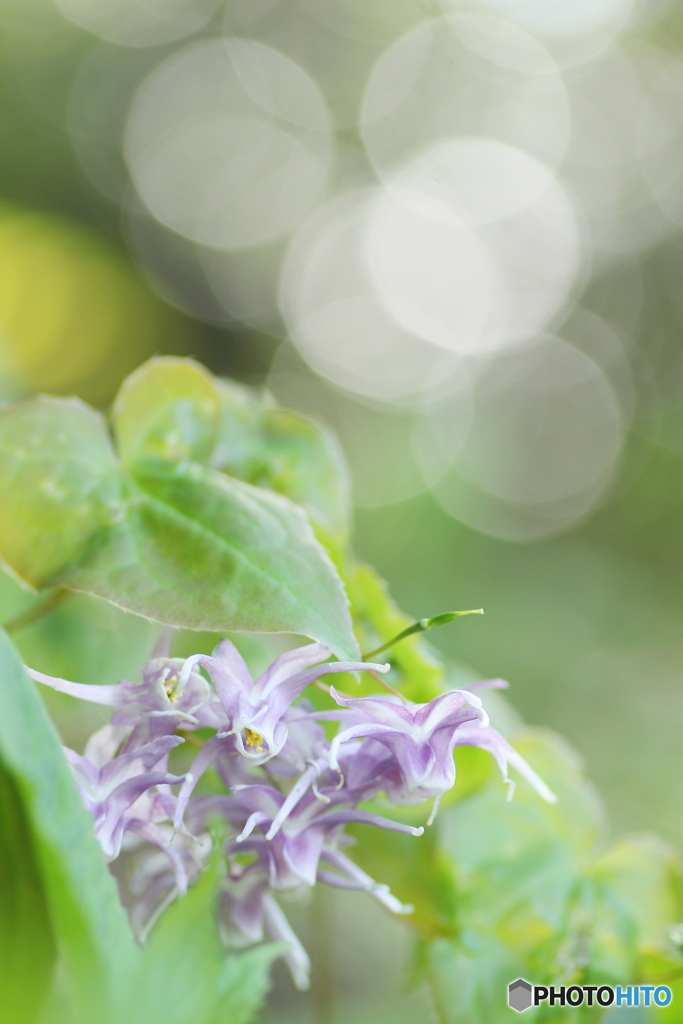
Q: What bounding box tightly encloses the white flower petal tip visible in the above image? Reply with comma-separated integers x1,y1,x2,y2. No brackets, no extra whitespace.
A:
505,769,557,804
426,794,442,827
176,656,199,698
458,689,490,727
502,745,557,805
521,769,557,805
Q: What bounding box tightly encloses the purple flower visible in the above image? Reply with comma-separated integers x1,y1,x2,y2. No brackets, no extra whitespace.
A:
63,723,186,859
188,780,421,990
189,782,421,896
112,830,209,941
451,720,557,802
170,641,390,825
217,870,311,990
177,640,390,765
29,631,558,992
326,686,556,808
27,657,214,745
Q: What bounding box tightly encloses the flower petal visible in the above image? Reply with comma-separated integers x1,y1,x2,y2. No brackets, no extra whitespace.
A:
96,770,185,859
252,642,331,699
328,687,414,729
212,639,253,689
263,895,311,990
27,667,125,705
173,734,227,829
98,735,184,793
265,761,321,840
453,724,557,803
177,653,246,712
320,847,413,915
319,808,424,836
265,661,391,724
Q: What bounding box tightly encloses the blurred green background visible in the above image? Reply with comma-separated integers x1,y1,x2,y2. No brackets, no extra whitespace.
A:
3,0,683,1019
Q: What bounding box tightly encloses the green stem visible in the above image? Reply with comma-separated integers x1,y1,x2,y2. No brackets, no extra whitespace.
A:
363,609,483,660
2,589,70,635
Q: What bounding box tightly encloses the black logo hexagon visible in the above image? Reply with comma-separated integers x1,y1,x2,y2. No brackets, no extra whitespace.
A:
508,978,533,1013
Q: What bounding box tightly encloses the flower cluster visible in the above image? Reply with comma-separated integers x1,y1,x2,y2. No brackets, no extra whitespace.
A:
28,637,555,988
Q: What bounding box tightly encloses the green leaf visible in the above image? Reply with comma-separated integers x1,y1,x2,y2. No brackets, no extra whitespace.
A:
113,357,222,466
423,933,557,1024
576,835,682,981
0,628,139,1022
211,378,350,539
0,361,359,660
0,397,119,586
62,459,358,656
120,855,277,1024
214,945,280,1024
440,733,603,970
0,626,277,1024
420,731,683,1023
0,763,56,1024
655,977,683,1023
112,359,349,538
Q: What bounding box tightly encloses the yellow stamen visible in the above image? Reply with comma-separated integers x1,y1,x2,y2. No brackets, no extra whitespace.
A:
244,728,264,753
164,675,178,703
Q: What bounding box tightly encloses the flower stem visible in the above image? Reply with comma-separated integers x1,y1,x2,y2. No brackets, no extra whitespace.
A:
2,588,70,635
362,609,483,660
177,731,205,749
369,669,410,704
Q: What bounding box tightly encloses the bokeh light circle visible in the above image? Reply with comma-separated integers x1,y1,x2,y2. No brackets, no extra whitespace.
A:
421,335,625,540
125,39,332,251
366,140,583,355
279,189,466,404
53,0,223,48
361,15,571,182
460,0,634,42
267,343,434,508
